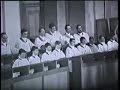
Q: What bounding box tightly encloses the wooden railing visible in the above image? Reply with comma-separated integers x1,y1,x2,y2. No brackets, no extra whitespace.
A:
1,50,118,90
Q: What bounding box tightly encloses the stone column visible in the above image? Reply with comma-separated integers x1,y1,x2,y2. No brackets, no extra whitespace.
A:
85,1,95,37
4,1,21,49
57,1,66,35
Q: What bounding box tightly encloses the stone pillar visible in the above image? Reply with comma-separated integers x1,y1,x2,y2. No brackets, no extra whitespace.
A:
1,1,5,33
57,1,66,35
4,1,21,49
85,1,95,37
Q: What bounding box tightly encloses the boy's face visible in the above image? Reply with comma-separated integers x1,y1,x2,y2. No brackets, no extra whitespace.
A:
40,29,45,36
77,26,82,33
90,38,94,44
70,40,75,46
22,31,28,38
46,46,52,51
20,52,26,59
81,39,86,44
112,36,116,41
66,26,71,33
33,49,39,56
56,44,61,49
1,34,8,43
101,37,105,42
51,26,56,33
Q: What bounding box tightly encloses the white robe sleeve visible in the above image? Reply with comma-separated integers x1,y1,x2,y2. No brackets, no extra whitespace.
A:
88,47,92,54
12,60,19,68
29,57,33,65
66,48,72,58
15,40,20,50
34,38,40,49
61,51,66,58
12,60,20,78
98,44,103,52
41,54,46,62
28,39,35,49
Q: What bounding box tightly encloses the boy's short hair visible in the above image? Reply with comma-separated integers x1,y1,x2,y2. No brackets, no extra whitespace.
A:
89,36,94,40
1,32,7,38
49,23,55,29
55,41,61,45
31,46,38,52
80,37,85,42
76,24,81,30
65,24,71,30
99,35,104,40
21,29,28,34
39,28,44,32
69,38,75,43
19,49,26,55
45,43,51,48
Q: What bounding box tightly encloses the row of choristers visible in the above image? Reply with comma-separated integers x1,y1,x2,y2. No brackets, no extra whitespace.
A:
1,23,118,68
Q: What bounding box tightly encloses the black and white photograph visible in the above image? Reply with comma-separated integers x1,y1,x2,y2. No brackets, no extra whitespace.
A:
1,1,118,90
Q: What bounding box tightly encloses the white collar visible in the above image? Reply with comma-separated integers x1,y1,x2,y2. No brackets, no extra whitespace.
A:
112,40,116,43
39,35,45,38
65,32,71,36
50,31,56,35
77,32,81,35
81,44,86,48
80,32,85,35
101,42,105,44
32,54,38,58
18,56,25,60
39,35,45,40
69,45,75,49
89,43,94,46
21,37,27,41
1,42,7,46
46,50,51,55
65,32,72,38
55,48,61,52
